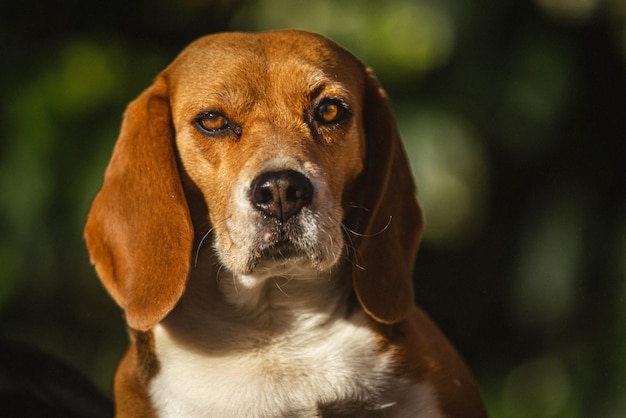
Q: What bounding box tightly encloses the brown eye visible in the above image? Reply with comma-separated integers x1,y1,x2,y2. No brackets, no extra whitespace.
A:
195,112,229,133
193,111,241,138
315,100,348,124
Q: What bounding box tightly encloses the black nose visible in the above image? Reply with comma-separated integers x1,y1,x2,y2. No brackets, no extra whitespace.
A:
250,170,313,223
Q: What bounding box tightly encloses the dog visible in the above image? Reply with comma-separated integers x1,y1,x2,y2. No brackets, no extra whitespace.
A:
85,30,487,417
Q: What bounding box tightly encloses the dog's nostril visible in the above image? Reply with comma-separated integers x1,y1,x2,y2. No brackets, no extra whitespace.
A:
250,170,313,223
255,186,275,205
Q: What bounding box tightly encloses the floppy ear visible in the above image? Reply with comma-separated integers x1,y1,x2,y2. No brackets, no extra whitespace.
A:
84,76,193,331
351,70,424,324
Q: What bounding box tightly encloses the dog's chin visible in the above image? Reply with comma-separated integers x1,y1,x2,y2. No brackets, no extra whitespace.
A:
215,218,345,278
230,239,339,279
249,241,313,274
256,240,301,260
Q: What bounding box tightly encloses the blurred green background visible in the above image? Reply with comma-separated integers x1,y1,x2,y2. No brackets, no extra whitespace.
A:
1,0,625,416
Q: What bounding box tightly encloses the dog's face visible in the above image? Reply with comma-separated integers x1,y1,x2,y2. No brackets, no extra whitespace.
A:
85,30,422,331
168,32,366,278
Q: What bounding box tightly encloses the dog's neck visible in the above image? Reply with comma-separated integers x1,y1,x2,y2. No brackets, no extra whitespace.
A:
159,250,355,351
220,266,350,323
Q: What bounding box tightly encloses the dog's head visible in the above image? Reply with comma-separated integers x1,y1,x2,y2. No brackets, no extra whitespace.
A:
84,30,423,331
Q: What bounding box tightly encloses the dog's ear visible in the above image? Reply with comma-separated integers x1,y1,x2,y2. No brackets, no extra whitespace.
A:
351,70,424,324
85,76,193,331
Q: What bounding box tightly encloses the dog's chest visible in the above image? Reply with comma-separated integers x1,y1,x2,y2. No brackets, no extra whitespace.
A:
149,312,399,417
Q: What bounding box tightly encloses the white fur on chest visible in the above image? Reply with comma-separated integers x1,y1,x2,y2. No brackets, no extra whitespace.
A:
148,270,444,417
150,316,444,417
152,314,387,416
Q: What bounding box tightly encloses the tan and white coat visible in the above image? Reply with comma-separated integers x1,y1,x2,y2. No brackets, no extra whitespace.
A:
85,30,487,418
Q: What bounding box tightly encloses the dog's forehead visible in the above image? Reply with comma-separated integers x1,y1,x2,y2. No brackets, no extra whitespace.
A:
167,31,365,102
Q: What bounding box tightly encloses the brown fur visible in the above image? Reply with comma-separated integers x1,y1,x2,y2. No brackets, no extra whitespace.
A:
85,30,487,417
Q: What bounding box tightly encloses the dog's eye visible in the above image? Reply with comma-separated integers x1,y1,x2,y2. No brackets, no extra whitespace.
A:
315,100,348,124
195,112,229,133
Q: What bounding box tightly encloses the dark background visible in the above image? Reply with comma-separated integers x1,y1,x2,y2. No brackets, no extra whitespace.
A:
1,1,625,416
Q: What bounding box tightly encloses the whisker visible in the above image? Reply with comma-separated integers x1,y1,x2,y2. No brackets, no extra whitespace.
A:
341,223,360,268
348,201,369,211
273,279,291,297
194,226,215,267
341,224,356,250
342,215,392,238
232,275,238,294
223,265,238,294
194,215,234,266
215,264,225,283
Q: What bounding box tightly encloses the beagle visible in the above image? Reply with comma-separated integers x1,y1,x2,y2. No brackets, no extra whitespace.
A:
85,30,487,417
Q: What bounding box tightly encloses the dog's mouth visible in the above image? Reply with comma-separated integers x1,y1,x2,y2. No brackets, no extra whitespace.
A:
246,238,311,276
220,200,344,276
254,240,302,261
254,221,305,258
247,221,312,271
